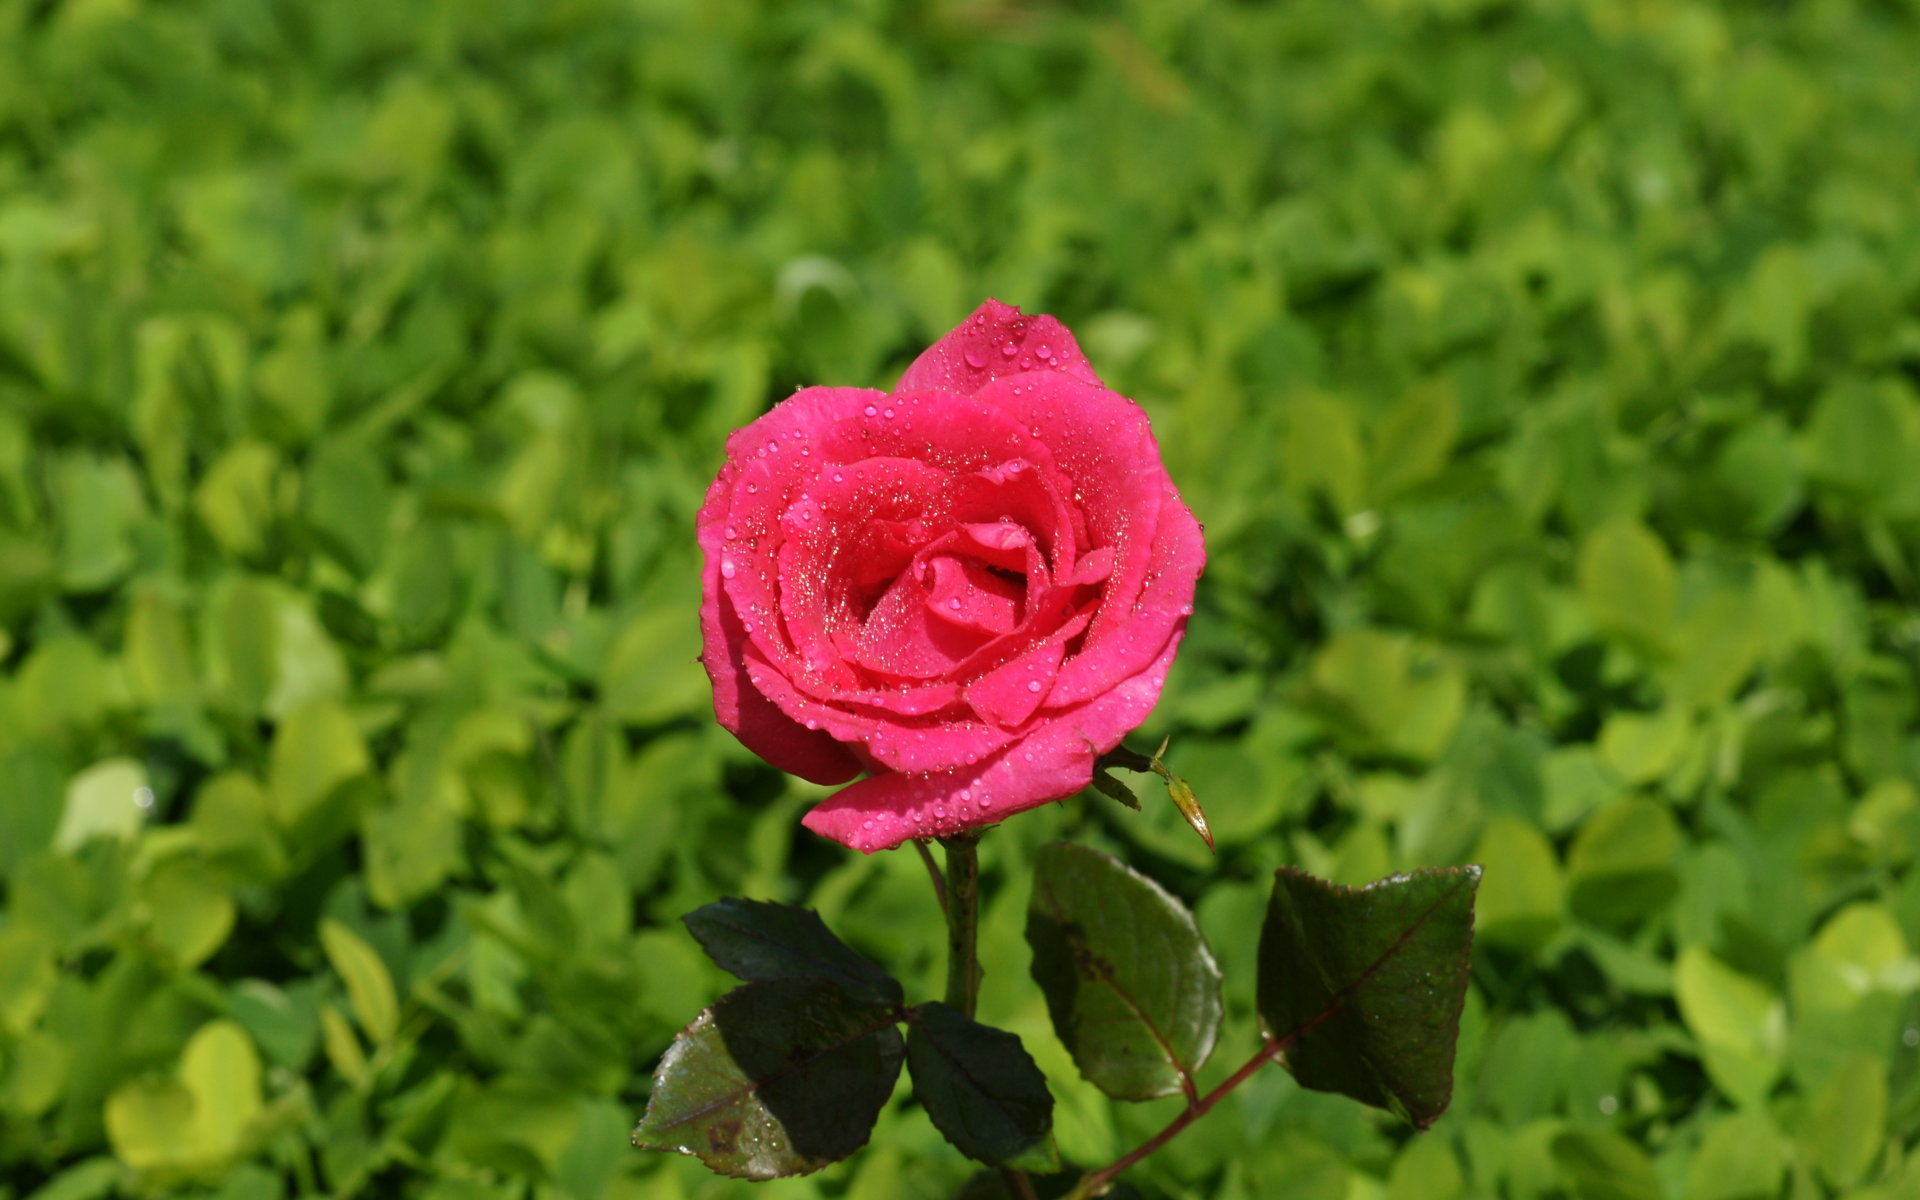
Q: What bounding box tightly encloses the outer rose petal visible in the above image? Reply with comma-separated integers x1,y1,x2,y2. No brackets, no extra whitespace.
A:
698,468,862,785
898,299,1103,397
801,635,1186,853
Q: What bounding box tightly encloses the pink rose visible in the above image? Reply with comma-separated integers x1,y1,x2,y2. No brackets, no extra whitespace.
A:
696,300,1205,853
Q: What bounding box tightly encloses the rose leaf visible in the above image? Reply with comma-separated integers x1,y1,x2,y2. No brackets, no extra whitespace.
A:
904,1002,1059,1173
632,979,905,1180
1256,865,1481,1130
682,897,903,1006
1025,841,1223,1101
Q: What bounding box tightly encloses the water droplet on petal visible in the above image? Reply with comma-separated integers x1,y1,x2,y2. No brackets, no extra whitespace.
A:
964,348,987,368
1026,680,1041,693
767,440,779,453
948,597,961,611
833,471,845,483
720,558,736,578
864,404,878,416
883,407,895,419
1036,343,1052,359
745,481,758,494
1001,341,1018,357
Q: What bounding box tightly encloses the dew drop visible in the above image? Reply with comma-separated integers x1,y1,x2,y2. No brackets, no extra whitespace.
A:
800,445,811,456
725,525,738,539
1036,343,1052,359
883,407,895,419
948,597,961,611
833,471,845,483
745,481,758,494
1026,680,1041,693
720,558,736,579
767,439,779,453
1020,356,1033,368
964,348,987,368
1001,341,1018,357
864,404,878,416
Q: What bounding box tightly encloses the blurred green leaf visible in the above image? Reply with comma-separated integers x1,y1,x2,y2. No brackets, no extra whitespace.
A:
318,920,399,1047
1803,1053,1888,1191
1674,947,1785,1108
1551,1128,1662,1200
1577,519,1675,652
1683,1110,1786,1200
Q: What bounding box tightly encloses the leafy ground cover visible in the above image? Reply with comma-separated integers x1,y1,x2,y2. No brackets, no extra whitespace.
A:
3,0,1920,1196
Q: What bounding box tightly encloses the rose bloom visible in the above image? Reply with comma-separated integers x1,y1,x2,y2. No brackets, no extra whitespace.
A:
696,300,1204,852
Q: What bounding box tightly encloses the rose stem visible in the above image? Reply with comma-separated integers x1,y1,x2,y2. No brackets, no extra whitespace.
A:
1062,1029,1313,1200
938,833,982,1015
936,833,1035,1200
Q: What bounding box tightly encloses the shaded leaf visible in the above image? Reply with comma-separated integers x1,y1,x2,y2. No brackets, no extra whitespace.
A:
904,1002,1057,1172
1552,1128,1662,1200
1091,769,1142,810
1026,842,1222,1101
633,979,904,1180
682,898,902,1007
1257,865,1479,1128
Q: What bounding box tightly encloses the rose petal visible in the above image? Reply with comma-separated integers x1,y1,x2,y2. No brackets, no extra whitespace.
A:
974,372,1205,704
952,457,1086,579
801,634,1185,852
924,554,1023,637
774,456,953,682
898,299,1103,398
1052,487,1204,705
963,634,1067,729
743,643,1016,772
855,569,986,679
697,467,862,785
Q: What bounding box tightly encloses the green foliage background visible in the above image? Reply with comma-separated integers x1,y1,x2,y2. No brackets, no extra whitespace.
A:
4,0,1920,1196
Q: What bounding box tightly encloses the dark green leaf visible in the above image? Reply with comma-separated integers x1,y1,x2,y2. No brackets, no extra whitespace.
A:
1257,865,1480,1128
682,898,903,1006
904,1002,1058,1172
1551,1128,1663,1200
1091,769,1142,811
632,979,904,1180
1026,842,1222,1101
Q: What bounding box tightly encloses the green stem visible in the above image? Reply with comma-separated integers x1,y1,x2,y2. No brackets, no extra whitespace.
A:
936,834,1033,1199
940,833,982,1016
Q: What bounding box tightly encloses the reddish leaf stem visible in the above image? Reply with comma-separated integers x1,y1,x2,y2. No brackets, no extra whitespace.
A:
1063,1034,1295,1200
